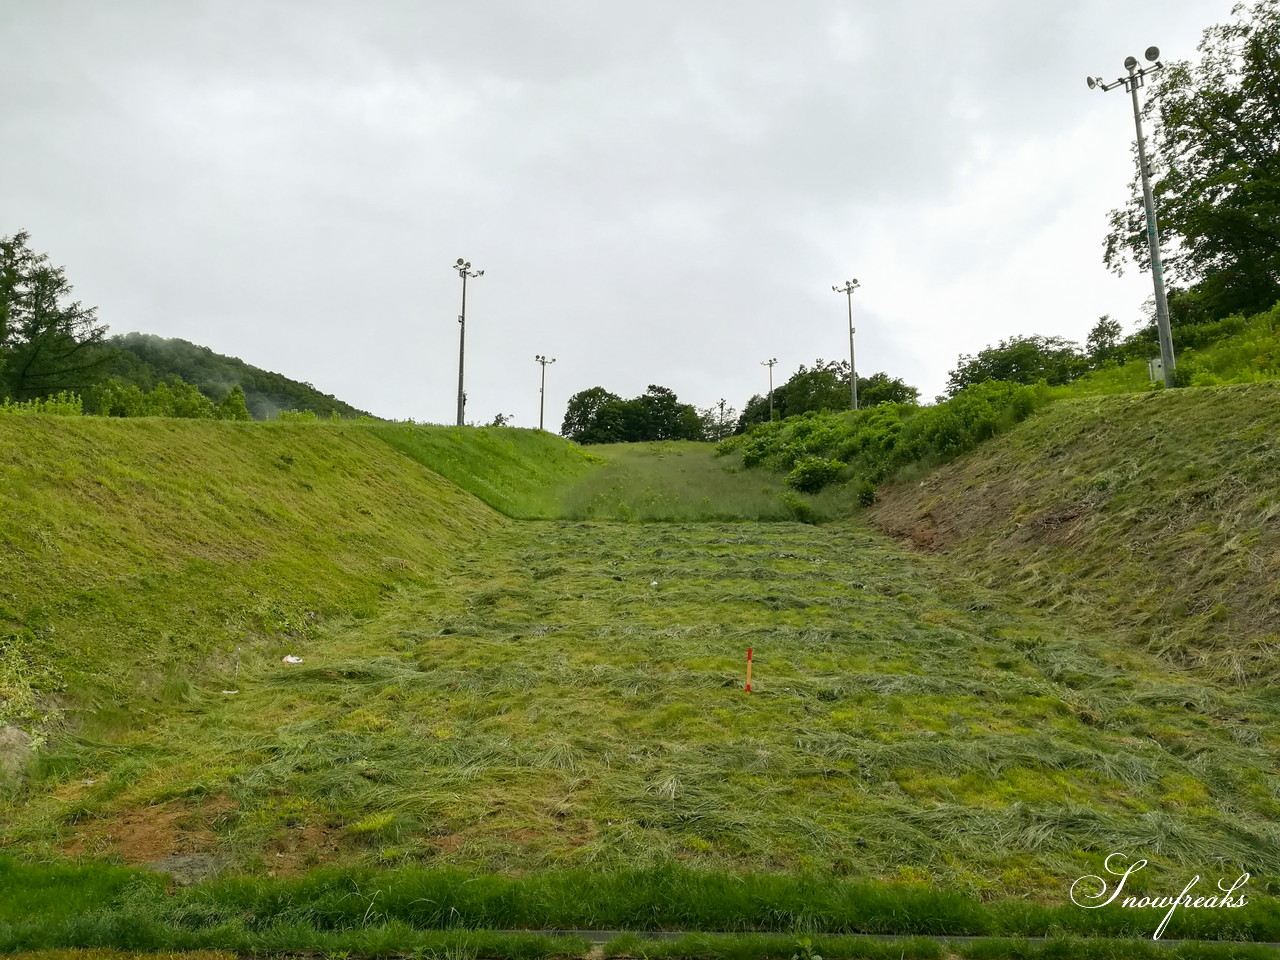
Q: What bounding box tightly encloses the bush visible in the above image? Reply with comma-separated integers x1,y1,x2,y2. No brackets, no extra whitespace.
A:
732,381,1048,495
784,456,846,493
0,391,82,416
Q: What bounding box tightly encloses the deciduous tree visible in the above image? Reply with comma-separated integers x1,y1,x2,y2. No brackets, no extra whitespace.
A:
1103,0,1280,319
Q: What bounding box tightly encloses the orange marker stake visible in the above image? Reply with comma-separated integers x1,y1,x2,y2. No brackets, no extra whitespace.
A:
745,647,753,692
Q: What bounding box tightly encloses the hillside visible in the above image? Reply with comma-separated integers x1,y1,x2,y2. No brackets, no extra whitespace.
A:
2,410,1279,953
0,419,567,728
99,333,375,420
871,381,1280,683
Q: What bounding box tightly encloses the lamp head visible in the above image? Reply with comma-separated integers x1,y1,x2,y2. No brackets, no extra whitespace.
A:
1145,45,1160,62
1124,55,1138,71
1086,76,1097,90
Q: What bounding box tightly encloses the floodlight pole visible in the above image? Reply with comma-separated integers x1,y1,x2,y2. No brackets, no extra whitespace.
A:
832,279,861,410
1088,53,1175,387
535,354,556,431
761,358,778,421
453,258,484,426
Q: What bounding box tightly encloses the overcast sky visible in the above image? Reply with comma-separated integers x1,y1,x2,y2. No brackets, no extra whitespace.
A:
2,0,1230,425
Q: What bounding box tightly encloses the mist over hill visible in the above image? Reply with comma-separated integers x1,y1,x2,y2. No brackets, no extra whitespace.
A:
100,332,374,420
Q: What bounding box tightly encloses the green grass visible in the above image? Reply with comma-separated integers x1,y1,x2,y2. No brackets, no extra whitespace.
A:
7,517,1279,907
4,402,1280,952
0,417,507,726
368,423,599,519
560,442,826,522
2,858,1278,944
871,381,1280,683
1052,303,1280,399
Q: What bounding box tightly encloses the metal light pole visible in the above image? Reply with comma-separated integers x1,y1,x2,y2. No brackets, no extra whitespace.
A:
452,258,484,426
832,278,861,410
1088,48,1175,387
535,354,556,431
761,358,778,421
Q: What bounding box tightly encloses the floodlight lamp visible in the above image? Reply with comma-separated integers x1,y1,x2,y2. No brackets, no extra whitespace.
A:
476,269,485,276
1145,46,1160,62
1124,55,1138,70
1087,76,1097,89
456,258,465,266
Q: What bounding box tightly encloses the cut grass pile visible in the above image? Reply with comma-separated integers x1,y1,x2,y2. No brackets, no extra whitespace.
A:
870,382,1280,683
7,519,1278,910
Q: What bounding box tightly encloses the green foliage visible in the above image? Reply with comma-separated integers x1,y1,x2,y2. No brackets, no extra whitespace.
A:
784,456,846,493
562,384,705,444
728,382,1047,502
1103,0,1280,319
738,361,919,430
1085,316,1123,366
98,332,373,420
0,231,109,400
87,374,216,418
561,386,621,440
0,390,82,416
277,408,319,422
1054,301,1280,398
215,383,252,421
946,336,1086,395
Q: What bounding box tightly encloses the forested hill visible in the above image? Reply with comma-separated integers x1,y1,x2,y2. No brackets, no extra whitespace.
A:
101,332,374,420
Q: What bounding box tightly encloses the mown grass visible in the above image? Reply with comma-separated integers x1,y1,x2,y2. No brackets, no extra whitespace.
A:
560,442,819,522
870,381,1280,684
7,518,1278,911
0,417,507,726
559,441,862,523
5,403,1280,953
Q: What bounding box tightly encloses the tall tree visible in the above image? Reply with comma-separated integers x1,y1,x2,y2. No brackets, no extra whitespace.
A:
561,384,703,444
1103,0,1280,319
0,232,108,399
1085,315,1123,366
561,386,621,441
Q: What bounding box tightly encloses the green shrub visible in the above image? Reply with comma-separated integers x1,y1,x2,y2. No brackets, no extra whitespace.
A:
0,391,82,416
277,408,319,422
785,456,846,493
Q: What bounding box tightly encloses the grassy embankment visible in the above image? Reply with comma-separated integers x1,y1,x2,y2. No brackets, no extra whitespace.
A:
0,418,605,726
3,406,1280,954
871,381,1280,683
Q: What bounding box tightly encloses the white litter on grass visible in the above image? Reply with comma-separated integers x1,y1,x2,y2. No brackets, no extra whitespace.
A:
222,690,239,695
650,581,659,586
282,655,303,664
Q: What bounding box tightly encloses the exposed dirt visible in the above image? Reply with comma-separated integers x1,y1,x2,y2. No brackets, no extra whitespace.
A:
265,822,343,877
0,725,33,781
63,794,234,863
